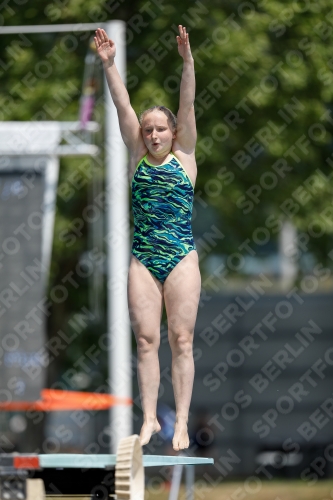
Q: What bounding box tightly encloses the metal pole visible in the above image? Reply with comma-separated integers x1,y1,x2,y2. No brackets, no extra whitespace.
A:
185,465,195,500
168,464,183,500
0,23,102,34
104,20,132,452
42,155,60,286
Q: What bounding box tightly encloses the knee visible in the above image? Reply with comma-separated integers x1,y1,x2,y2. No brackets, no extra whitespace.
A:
169,328,193,354
136,333,159,354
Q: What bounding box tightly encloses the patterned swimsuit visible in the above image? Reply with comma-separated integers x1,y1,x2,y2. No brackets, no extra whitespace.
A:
131,153,196,283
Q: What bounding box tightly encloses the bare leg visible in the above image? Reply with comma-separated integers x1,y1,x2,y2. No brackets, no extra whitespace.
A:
128,255,163,445
163,250,201,451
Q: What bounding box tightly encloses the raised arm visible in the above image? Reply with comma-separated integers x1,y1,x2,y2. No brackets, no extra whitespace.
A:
94,28,143,155
175,25,196,153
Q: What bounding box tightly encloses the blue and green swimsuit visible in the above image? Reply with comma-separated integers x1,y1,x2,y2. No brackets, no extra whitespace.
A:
131,153,196,283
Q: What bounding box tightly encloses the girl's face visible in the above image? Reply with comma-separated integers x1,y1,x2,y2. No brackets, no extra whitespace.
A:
141,110,176,158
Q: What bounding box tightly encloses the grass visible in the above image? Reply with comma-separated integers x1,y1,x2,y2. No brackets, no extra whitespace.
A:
144,480,333,500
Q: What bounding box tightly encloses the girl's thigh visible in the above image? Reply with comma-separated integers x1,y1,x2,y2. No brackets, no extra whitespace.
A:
128,254,164,339
163,250,201,332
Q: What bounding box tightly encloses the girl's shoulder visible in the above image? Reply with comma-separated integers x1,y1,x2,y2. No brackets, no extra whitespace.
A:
171,148,197,188
128,147,148,182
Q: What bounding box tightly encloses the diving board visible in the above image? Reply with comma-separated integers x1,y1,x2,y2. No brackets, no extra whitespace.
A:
0,435,214,500
39,453,214,468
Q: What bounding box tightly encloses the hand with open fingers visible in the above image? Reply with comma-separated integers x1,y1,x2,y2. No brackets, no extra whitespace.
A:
176,25,193,62
94,28,116,66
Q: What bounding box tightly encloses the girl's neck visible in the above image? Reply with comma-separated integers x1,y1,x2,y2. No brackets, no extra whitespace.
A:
146,151,172,166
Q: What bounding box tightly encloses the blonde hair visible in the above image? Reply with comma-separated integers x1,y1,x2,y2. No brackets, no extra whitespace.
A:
139,105,177,132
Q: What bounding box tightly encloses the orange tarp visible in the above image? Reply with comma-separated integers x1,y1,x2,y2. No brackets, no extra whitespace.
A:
0,389,132,411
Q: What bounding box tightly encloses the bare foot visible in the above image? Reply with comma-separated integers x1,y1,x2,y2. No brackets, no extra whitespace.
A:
172,417,189,451
139,417,161,446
